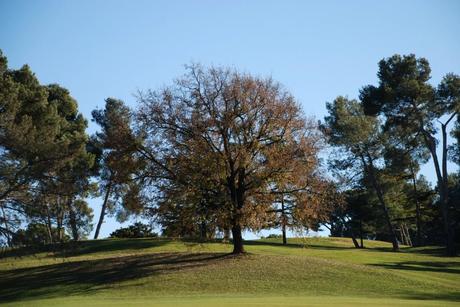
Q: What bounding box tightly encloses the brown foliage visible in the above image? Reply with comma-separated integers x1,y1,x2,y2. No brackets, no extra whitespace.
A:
137,64,334,253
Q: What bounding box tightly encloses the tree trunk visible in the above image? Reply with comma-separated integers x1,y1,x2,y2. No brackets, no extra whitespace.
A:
423,126,456,256
45,204,54,244
282,224,287,245
0,204,11,247
410,164,422,247
94,182,112,239
281,194,287,245
362,154,399,251
375,188,399,251
351,232,360,249
200,221,207,241
359,219,364,248
404,223,412,247
349,220,361,248
67,200,79,241
231,224,244,254
230,204,245,254
56,196,64,242
399,226,405,246
340,217,360,248
228,169,246,254
441,124,456,256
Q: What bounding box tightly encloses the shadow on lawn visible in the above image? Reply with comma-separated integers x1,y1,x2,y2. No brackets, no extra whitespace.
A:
0,252,230,302
371,260,460,275
245,240,457,257
0,237,172,259
244,240,355,251
403,292,460,302
53,238,173,257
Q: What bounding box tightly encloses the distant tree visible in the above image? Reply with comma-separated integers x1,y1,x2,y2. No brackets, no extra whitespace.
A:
11,222,69,247
91,98,143,239
137,64,324,254
360,54,460,255
42,84,95,242
327,188,378,248
382,133,430,246
322,97,400,251
66,199,93,241
269,179,340,245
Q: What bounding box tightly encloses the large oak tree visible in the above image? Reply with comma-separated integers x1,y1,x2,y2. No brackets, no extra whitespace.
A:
137,65,324,254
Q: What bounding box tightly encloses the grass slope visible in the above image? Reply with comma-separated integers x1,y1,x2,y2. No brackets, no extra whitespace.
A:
0,237,459,306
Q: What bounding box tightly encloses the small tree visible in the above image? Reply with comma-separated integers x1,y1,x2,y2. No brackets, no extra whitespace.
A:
269,179,339,245
91,98,142,239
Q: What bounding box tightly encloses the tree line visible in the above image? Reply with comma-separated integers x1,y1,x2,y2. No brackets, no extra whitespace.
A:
0,50,459,255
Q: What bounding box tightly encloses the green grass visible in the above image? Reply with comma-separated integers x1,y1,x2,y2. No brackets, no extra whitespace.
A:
0,237,459,306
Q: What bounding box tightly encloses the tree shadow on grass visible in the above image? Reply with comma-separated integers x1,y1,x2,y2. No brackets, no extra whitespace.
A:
244,240,359,251
53,237,173,257
0,238,172,259
371,260,460,275
245,239,416,253
403,246,454,257
402,292,460,302
0,252,230,303
247,240,459,257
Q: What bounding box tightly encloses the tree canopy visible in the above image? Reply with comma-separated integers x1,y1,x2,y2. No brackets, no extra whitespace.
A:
0,50,458,257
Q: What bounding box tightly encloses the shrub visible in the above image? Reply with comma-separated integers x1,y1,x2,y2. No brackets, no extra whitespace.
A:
109,222,158,238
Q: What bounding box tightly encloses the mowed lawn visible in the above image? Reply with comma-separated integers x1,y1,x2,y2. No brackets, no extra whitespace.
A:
0,237,459,306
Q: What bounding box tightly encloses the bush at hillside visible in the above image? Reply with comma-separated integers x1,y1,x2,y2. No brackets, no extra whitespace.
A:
109,222,158,239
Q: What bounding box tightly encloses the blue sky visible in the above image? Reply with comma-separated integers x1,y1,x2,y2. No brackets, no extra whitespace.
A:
1,0,459,239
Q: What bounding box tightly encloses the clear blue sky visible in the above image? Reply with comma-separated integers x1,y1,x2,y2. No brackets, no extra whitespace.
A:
1,0,459,239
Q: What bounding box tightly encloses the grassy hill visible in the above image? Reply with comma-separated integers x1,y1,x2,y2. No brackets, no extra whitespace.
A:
0,237,459,306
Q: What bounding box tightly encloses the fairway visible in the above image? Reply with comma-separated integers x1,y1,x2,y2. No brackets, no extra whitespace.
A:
0,237,459,306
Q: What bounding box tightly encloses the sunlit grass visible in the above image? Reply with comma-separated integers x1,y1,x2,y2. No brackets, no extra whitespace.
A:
0,237,458,306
